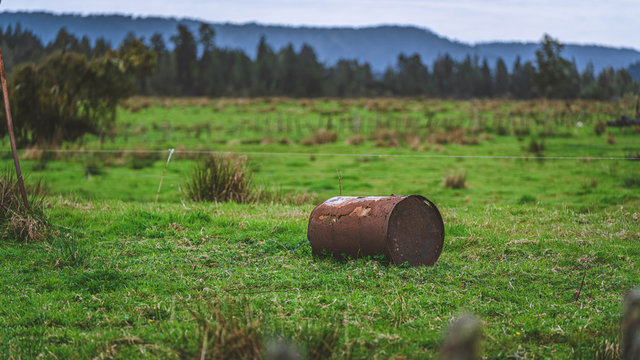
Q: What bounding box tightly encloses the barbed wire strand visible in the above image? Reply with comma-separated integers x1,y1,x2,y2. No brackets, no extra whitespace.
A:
2,148,636,161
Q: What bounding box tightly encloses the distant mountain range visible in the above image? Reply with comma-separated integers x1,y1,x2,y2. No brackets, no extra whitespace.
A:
2,11,640,76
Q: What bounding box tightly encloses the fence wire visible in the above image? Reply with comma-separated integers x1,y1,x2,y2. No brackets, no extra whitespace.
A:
3,148,635,161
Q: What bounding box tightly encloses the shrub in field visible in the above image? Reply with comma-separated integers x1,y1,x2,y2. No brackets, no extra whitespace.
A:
527,138,545,158
518,194,537,204
83,156,104,176
430,128,479,146
370,128,401,147
495,123,510,136
126,151,161,169
407,135,422,150
345,134,366,146
594,120,607,136
260,137,292,145
607,133,617,145
300,130,338,145
185,155,253,203
0,169,48,242
32,152,54,171
46,234,89,268
443,171,466,189
623,175,640,188
6,39,155,147
514,126,531,137
23,147,56,171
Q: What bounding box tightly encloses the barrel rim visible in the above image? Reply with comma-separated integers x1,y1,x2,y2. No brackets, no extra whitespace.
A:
385,194,445,266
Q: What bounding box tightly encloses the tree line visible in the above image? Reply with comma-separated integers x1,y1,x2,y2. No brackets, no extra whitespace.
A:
1,23,638,101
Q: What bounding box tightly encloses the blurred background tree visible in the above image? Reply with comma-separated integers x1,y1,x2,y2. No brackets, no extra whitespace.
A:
3,36,155,146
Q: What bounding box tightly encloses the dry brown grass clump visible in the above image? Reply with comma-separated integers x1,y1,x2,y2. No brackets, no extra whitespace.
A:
370,128,401,147
22,146,45,160
407,135,422,151
1,169,48,242
261,137,292,145
345,134,366,146
429,128,479,145
443,170,467,189
300,129,338,145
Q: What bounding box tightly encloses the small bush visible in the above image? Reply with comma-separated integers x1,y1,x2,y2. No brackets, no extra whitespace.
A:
514,126,531,137
495,123,510,136
36,152,55,171
407,135,422,150
301,129,338,145
594,120,606,136
1,168,48,242
83,156,104,176
370,128,400,147
126,151,162,169
345,134,366,146
607,133,617,145
527,138,545,158
260,137,291,145
185,155,253,203
623,175,640,188
23,147,55,171
46,234,88,268
429,128,479,146
518,194,537,204
443,171,466,189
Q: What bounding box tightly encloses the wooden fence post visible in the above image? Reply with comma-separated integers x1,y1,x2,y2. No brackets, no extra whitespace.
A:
0,47,30,209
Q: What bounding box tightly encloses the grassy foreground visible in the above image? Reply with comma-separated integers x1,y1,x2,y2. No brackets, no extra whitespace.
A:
1,97,639,358
1,200,638,358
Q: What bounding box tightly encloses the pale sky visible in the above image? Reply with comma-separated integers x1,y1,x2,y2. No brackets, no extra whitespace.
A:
2,0,639,50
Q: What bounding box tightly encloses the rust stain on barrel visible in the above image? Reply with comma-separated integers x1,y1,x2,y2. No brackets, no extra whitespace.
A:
307,195,445,266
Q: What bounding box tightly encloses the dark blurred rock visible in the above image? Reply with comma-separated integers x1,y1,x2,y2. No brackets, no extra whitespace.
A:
442,315,482,360
265,339,301,360
622,290,640,360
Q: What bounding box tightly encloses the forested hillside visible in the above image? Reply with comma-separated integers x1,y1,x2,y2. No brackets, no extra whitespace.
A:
1,11,640,74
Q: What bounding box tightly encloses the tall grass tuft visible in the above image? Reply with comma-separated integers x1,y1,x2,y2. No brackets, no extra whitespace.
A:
0,168,48,242
527,138,545,158
443,170,467,189
594,120,606,136
623,175,640,188
179,297,263,360
185,155,253,203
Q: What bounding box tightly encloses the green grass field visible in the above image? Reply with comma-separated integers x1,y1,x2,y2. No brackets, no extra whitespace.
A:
1,97,639,358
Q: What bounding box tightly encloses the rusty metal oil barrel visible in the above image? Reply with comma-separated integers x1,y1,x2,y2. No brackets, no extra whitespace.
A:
307,195,445,266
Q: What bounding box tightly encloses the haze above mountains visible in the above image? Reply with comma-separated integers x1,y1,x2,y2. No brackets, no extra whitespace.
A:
2,11,640,75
